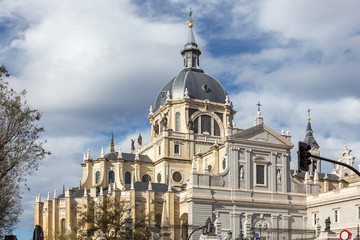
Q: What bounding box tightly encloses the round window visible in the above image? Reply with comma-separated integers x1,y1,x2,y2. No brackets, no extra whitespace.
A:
172,171,182,183
142,174,151,182
157,173,161,183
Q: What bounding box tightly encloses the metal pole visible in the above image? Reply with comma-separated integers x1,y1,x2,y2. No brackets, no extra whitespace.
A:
310,154,360,177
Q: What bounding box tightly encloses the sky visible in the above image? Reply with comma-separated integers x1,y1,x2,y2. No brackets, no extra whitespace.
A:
1,0,360,238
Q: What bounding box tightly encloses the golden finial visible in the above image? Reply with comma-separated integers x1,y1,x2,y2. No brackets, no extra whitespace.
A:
186,8,194,28
307,108,311,121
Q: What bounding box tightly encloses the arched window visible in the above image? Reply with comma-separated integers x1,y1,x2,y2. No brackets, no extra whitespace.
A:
95,171,100,184
175,112,181,131
125,171,131,184
142,174,151,182
109,171,115,184
193,114,221,136
61,218,65,234
157,173,161,183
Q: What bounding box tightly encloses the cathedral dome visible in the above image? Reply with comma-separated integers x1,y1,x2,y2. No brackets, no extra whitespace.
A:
153,21,227,111
153,68,227,111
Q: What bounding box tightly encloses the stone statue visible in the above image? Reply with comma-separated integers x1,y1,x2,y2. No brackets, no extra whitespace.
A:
188,120,194,130
138,133,142,146
277,169,281,182
181,220,189,240
154,123,159,136
131,139,135,152
162,117,168,129
240,166,244,179
325,217,331,232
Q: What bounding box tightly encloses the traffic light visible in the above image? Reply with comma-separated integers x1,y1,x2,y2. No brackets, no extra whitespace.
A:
298,142,312,171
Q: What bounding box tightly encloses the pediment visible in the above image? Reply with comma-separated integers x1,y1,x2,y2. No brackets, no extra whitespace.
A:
228,124,293,148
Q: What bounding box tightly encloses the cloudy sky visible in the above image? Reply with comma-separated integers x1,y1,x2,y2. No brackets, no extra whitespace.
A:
1,0,360,238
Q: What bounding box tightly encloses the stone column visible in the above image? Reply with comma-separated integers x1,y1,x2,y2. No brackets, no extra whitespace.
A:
230,210,241,237
281,215,291,239
271,214,279,240
245,149,252,190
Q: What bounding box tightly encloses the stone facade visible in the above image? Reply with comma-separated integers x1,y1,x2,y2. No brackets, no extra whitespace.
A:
35,19,360,240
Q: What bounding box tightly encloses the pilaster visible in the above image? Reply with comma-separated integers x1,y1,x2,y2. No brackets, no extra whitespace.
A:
270,152,277,192
282,153,289,192
245,149,252,190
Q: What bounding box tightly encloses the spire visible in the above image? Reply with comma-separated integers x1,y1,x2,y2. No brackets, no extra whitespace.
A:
130,173,135,190
47,192,51,201
108,184,112,195
110,131,115,153
181,9,202,70
84,188,87,197
100,147,105,158
54,189,58,199
148,181,152,191
100,186,103,196
191,156,197,174
161,200,170,228
304,109,319,147
117,147,123,159
167,183,172,192
83,153,86,162
87,149,92,160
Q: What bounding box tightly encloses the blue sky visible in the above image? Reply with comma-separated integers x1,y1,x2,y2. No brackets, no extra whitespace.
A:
0,0,360,238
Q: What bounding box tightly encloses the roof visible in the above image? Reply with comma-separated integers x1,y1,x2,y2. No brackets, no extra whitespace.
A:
58,182,176,199
291,170,339,181
125,182,178,192
304,121,320,147
104,152,152,163
154,68,227,111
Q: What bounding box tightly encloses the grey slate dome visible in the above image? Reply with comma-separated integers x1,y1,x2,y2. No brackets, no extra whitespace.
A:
153,25,227,111
154,68,227,111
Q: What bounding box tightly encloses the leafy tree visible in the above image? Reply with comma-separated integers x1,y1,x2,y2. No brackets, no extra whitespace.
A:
0,65,50,237
77,197,151,240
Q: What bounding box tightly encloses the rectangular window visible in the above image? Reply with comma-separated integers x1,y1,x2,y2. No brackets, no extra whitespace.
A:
256,165,265,185
174,144,180,155
358,206,360,219
158,146,161,155
313,213,317,225
334,209,339,223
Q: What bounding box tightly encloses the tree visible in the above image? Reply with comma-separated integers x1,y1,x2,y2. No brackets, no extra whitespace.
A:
0,65,50,237
77,197,151,240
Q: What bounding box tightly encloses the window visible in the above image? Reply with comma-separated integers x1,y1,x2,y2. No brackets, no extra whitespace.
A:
95,171,100,184
61,218,66,234
174,144,180,154
173,172,182,183
157,173,161,183
175,112,181,131
256,165,265,185
358,206,360,220
334,209,339,223
222,158,226,170
158,146,161,155
142,174,151,182
109,171,115,184
313,213,317,225
193,115,221,136
125,171,131,184
201,115,211,134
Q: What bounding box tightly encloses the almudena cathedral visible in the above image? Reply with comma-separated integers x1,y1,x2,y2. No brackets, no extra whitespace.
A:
34,17,360,240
